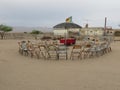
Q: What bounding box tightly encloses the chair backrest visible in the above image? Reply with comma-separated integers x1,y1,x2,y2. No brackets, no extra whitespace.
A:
85,44,91,48
57,45,67,52
18,41,21,45
73,45,82,49
47,45,57,51
71,44,83,53
38,45,46,52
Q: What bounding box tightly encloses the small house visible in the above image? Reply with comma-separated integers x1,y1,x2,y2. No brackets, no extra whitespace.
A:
53,22,82,37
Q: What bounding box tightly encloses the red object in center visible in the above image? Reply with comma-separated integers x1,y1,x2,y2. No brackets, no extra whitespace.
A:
60,38,76,45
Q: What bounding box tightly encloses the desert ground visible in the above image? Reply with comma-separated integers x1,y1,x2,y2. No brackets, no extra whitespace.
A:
0,39,120,90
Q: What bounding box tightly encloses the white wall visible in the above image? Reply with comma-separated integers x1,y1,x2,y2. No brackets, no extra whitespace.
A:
81,28,104,36
53,29,67,36
53,28,80,36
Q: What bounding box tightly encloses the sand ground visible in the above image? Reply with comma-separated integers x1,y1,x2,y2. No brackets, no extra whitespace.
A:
0,40,120,90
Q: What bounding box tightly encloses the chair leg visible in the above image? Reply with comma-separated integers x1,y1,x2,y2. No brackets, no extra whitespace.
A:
66,52,68,60
35,51,40,59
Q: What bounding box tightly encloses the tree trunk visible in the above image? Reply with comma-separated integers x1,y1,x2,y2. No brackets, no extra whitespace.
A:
0,32,5,39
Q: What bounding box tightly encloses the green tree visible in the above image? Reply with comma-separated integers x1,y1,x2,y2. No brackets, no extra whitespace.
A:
30,30,43,39
0,24,13,39
30,30,40,34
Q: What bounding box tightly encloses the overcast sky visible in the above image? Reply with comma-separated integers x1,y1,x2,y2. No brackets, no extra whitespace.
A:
0,0,120,28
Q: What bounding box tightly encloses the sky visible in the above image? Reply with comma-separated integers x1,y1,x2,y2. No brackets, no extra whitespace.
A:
0,0,120,28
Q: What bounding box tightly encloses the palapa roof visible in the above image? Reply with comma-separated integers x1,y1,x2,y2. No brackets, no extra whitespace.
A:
53,22,82,29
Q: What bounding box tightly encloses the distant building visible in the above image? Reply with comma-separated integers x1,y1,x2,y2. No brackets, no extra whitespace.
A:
80,27,104,36
80,24,114,36
53,22,82,36
105,27,114,36
53,22,115,37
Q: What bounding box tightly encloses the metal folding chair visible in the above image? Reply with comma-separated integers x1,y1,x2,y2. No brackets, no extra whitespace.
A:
70,44,83,60
46,45,58,60
37,45,47,59
57,45,68,60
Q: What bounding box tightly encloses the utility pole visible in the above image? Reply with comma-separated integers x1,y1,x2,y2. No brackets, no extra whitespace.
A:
104,17,107,36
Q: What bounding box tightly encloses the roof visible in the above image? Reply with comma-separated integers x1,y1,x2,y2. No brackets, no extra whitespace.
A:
53,22,82,29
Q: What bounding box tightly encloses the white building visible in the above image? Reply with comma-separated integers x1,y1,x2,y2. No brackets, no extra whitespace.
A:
53,22,82,36
80,27,104,36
